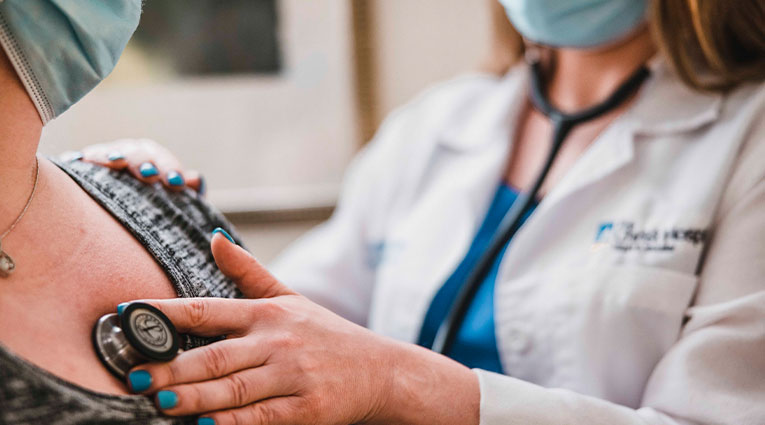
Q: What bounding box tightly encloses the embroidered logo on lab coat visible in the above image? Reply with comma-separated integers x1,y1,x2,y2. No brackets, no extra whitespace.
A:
594,222,707,252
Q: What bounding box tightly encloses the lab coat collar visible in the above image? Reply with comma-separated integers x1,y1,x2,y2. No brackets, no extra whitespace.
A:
437,66,530,152
627,58,723,136
437,58,723,152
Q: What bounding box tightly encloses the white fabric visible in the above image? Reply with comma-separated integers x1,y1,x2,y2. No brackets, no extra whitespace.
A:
271,59,765,424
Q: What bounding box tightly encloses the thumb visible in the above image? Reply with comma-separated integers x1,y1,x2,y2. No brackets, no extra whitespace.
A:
211,228,296,299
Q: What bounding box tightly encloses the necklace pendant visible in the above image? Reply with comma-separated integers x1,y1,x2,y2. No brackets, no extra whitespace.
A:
0,249,15,277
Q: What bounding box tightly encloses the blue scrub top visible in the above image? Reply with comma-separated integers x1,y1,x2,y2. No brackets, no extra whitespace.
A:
417,183,537,373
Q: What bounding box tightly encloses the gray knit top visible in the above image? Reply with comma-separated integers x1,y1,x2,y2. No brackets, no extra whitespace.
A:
0,159,241,425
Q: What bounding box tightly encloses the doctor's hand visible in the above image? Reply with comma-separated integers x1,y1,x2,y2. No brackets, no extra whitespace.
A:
126,232,480,425
66,138,203,193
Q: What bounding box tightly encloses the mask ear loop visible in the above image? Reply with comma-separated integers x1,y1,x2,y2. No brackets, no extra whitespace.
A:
0,10,54,123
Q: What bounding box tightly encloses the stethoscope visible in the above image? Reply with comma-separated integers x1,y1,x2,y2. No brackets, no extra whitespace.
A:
429,59,650,355
92,302,181,379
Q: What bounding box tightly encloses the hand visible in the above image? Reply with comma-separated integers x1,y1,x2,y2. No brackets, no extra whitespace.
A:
64,138,203,193
124,233,421,425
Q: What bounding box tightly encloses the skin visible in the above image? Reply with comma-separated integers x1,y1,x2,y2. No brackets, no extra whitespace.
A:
0,50,178,396
102,24,659,425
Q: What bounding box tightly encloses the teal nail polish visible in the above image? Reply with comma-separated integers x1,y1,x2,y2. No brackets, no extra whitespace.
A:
70,151,84,161
197,418,215,425
108,151,124,162
167,171,184,187
117,302,130,315
157,390,178,410
139,162,159,178
128,370,152,392
212,227,235,244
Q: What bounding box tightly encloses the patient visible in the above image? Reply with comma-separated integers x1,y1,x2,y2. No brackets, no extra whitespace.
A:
0,2,237,424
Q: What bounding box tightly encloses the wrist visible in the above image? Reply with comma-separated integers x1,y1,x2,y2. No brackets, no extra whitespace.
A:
370,340,480,425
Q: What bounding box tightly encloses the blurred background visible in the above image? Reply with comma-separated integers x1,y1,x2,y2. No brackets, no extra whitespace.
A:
39,0,513,263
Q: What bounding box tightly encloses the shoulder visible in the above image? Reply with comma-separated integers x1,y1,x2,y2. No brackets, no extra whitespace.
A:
714,81,765,217
51,158,240,300
54,158,237,240
361,67,524,169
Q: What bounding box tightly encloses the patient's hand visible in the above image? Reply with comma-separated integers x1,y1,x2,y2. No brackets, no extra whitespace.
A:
68,138,203,194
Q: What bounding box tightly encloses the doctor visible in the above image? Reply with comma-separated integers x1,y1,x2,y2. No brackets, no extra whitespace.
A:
83,0,765,424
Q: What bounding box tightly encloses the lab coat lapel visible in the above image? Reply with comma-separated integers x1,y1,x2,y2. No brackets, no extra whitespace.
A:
375,70,529,342
507,59,724,263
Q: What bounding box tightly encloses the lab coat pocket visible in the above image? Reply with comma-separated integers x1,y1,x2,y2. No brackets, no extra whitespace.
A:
552,265,698,405
498,265,698,406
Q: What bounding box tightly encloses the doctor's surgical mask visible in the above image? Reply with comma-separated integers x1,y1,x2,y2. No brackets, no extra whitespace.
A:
0,0,141,123
499,0,649,49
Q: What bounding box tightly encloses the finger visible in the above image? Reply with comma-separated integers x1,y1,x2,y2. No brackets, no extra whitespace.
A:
203,396,305,425
59,151,85,164
80,141,131,170
140,140,188,191
155,365,293,416
127,337,269,393
115,139,172,185
130,298,258,336
211,231,296,299
184,170,204,195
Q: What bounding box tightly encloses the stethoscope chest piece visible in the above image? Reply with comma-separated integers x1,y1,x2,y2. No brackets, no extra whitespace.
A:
92,302,180,379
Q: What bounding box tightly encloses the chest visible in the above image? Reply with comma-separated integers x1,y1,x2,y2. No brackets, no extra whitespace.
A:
0,182,177,395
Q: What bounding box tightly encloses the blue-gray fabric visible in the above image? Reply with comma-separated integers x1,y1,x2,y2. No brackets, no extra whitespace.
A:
0,0,141,122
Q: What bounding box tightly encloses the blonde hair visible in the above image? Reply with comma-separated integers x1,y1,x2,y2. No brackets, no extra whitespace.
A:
654,0,765,91
486,0,765,92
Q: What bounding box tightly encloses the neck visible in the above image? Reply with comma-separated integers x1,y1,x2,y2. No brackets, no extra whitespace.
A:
0,60,44,235
546,25,657,112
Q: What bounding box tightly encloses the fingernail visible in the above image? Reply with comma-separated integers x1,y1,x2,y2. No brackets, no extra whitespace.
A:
139,162,159,178
108,151,125,162
198,176,206,196
128,370,152,392
198,418,215,425
212,227,235,244
157,390,178,410
167,171,184,187
68,151,84,162
117,302,130,315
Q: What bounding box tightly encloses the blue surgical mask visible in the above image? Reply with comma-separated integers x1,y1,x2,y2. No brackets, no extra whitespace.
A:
499,0,648,49
0,0,141,123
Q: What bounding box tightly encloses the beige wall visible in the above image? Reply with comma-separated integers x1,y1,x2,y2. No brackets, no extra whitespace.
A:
370,0,494,127
237,0,497,262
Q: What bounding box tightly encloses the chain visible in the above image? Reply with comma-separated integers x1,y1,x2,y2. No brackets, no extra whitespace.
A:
0,157,39,241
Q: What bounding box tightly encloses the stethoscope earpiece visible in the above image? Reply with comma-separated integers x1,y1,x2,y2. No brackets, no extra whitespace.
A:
92,302,180,379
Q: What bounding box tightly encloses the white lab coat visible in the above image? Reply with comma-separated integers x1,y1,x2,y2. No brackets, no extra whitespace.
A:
271,59,765,425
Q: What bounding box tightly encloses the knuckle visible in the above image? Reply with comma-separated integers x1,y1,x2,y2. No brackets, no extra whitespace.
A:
165,361,182,385
183,299,210,327
258,299,288,319
201,345,230,378
224,374,251,407
251,403,280,425
272,332,301,352
183,384,204,411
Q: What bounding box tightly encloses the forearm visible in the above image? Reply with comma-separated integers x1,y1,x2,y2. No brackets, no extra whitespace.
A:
372,341,480,425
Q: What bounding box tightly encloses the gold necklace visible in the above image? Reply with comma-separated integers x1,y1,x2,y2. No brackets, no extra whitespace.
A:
0,157,39,278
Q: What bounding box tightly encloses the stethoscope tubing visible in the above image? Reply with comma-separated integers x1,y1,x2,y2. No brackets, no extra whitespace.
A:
430,60,650,355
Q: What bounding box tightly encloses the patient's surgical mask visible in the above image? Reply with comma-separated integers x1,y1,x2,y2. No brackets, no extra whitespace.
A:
499,0,648,48
0,0,141,123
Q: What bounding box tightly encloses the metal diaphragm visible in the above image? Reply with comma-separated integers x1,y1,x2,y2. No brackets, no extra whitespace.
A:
92,302,180,379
